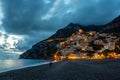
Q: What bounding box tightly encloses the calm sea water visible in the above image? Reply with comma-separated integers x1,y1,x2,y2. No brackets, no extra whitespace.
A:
0,59,49,73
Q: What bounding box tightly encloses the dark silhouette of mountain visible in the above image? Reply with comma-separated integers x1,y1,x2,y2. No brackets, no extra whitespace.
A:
82,25,104,32
102,16,120,36
49,23,83,38
20,16,120,59
20,23,83,59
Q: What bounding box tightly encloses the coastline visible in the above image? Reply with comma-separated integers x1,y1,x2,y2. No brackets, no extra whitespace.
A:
0,59,56,74
0,59,120,80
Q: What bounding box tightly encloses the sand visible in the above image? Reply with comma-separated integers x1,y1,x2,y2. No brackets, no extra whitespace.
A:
0,59,120,80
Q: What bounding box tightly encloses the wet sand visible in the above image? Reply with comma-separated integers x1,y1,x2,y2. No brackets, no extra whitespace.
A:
0,59,120,80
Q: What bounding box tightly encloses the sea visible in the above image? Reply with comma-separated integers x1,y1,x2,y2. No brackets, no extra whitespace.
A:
0,59,50,73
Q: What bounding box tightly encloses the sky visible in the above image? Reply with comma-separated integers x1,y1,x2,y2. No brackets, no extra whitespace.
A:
0,0,120,58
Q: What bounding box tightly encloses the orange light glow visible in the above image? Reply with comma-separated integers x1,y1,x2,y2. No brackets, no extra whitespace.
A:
106,52,117,58
89,32,93,36
60,42,65,45
91,52,117,59
68,56,80,60
53,54,59,61
90,54,106,59
79,29,83,33
67,54,80,60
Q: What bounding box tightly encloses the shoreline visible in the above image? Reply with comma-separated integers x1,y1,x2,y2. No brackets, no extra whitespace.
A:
0,60,57,74
0,59,120,80
0,58,118,74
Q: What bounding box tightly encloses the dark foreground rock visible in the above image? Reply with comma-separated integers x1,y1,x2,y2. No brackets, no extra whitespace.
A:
0,59,120,80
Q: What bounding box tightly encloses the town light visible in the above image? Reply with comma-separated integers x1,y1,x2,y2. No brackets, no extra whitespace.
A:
79,29,83,33
53,54,59,61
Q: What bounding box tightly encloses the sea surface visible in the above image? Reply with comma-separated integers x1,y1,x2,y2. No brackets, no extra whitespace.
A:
0,59,50,73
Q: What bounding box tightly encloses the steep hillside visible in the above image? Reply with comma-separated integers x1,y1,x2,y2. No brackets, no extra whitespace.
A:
20,23,83,59
20,15,120,59
102,16,120,36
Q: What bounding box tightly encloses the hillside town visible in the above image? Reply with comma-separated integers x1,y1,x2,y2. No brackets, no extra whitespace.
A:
54,29,120,60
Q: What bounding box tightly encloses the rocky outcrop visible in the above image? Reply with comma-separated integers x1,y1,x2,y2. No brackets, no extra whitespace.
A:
20,15,120,59
19,23,83,59
102,16,120,36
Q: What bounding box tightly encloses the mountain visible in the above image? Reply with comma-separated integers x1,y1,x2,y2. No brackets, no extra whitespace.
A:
102,16,120,36
55,28,119,60
20,16,120,59
19,23,83,59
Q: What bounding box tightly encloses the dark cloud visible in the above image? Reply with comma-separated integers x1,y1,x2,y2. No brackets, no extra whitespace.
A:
2,0,120,34
0,0,120,56
59,0,120,25
2,0,45,34
2,0,120,35
16,31,54,51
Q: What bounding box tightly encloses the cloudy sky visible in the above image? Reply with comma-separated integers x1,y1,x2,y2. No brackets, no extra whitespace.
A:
0,0,120,58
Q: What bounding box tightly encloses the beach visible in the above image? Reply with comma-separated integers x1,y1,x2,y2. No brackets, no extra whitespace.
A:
0,59,120,80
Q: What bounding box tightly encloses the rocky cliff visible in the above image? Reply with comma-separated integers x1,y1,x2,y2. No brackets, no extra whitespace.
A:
19,23,83,59
20,16,120,59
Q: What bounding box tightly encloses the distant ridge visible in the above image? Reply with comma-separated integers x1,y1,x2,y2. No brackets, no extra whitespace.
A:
102,16,120,36
20,16,120,59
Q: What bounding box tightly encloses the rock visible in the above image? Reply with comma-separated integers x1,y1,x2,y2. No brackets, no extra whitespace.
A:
20,15,120,59
19,23,82,59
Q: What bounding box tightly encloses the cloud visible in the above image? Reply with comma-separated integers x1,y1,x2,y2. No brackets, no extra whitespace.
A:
0,1,4,26
16,31,54,51
41,0,61,20
0,29,23,53
0,49,19,59
44,0,51,4
64,0,71,5
0,0,120,57
2,0,120,35
1,0,44,35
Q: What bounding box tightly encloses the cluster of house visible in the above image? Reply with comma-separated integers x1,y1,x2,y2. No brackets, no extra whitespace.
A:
55,29,120,60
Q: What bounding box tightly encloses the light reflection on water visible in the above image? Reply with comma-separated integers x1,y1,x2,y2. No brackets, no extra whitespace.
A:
0,59,48,72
